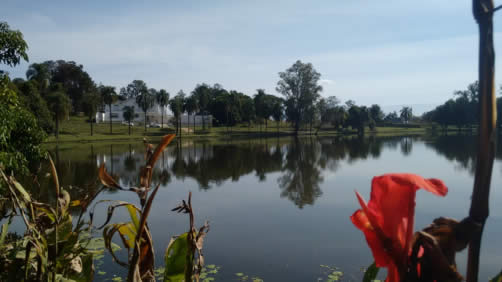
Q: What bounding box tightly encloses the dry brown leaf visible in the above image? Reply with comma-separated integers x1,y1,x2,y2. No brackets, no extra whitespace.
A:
98,163,122,189
140,134,175,188
48,155,60,197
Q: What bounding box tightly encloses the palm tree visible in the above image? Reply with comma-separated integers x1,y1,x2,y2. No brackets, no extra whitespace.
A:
136,89,155,131
169,91,185,136
122,106,135,135
400,106,413,124
82,91,101,136
184,95,198,134
46,91,71,139
156,89,169,128
26,62,51,95
100,85,118,134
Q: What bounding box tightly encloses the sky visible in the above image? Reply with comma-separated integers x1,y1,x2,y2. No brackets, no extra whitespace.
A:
2,0,502,114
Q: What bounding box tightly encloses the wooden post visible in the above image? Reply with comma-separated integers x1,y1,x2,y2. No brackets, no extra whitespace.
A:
467,1,497,281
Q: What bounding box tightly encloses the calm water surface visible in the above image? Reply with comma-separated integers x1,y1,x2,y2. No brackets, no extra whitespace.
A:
42,135,502,281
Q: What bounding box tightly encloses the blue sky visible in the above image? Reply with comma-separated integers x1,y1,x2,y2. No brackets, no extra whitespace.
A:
2,1,501,114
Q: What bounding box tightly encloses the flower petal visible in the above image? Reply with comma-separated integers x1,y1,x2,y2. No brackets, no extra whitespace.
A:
351,174,448,282
350,209,392,267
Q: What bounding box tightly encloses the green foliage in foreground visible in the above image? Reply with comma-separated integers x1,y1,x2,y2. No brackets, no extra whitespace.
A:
362,262,379,282
0,21,29,67
0,74,46,175
0,162,98,281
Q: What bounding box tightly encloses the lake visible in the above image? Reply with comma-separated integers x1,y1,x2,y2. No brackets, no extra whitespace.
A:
42,134,502,281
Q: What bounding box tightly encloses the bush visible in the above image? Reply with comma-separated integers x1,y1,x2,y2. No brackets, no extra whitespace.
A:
0,74,46,175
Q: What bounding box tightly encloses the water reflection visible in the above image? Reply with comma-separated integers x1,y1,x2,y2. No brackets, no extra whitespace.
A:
401,137,413,156
422,134,502,174
36,134,502,281
278,138,323,208
42,134,502,208
168,140,284,188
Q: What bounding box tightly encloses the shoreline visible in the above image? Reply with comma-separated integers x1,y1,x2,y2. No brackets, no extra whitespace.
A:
42,117,477,144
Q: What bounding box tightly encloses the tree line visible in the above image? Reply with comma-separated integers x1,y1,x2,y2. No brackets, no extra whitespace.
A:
10,60,419,138
2,20,421,147
422,81,502,130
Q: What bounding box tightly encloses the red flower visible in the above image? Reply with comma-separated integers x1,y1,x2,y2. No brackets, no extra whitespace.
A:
350,174,448,282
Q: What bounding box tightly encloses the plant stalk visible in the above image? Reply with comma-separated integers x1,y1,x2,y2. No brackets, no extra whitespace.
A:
467,1,497,281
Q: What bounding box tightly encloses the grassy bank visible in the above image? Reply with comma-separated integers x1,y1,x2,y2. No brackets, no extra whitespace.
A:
45,116,432,143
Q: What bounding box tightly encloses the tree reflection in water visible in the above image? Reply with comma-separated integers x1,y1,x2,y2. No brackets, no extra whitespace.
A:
37,134,502,210
278,137,323,208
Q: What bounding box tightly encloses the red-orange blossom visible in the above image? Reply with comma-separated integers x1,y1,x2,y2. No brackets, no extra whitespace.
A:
351,174,448,282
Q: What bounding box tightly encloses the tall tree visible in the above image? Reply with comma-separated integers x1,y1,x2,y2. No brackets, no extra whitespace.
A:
156,89,170,128
82,90,101,136
48,60,96,113
46,90,71,139
227,91,242,132
192,83,211,130
0,21,28,67
241,96,255,131
384,111,399,123
326,96,340,108
454,81,479,126
369,104,384,124
99,85,118,134
122,106,135,135
135,87,154,132
345,99,356,109
121,80,148,99
26,62,51,94
331,106,347,130
272,98,284,133
14,79,54,133
254,89,273,131
347,104,370,134
276,60,322,134
184,95,198,134
170,90,185,135
454,81,479,102
316,98,329,129
400,106,413,124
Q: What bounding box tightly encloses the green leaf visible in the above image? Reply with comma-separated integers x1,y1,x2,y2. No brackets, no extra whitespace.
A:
164,232,192,282
490,270,502,282
11,178,31,202
126,204,140,231
362,262,380,282
0,221,9,247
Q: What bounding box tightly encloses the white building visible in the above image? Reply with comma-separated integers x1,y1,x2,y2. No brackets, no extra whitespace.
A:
96,98,212,126
96,98,170,124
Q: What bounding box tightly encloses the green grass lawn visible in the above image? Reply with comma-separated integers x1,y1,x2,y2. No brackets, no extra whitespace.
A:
45,116,431,143
45,116,172,142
